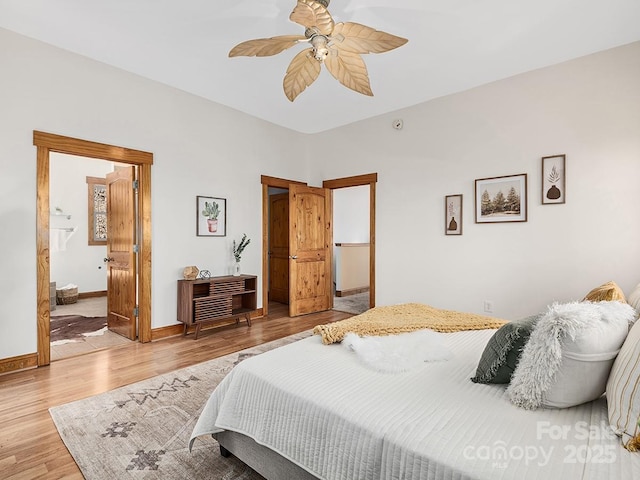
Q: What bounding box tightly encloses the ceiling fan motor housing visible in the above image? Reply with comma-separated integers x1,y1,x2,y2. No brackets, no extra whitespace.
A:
309,34,330,61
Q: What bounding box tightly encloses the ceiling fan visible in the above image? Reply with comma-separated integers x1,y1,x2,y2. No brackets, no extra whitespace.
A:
229,0,408,101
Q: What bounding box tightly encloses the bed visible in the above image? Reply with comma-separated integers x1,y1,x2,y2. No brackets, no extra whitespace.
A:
189,301,640,480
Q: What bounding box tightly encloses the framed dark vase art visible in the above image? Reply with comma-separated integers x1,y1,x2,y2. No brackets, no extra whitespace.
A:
445,194,462,235
542,154,566,204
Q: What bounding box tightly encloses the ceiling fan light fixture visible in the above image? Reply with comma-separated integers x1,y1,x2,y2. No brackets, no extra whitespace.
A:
229,0,408,101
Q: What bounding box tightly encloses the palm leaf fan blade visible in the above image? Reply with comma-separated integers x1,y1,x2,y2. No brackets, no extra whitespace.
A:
229,35,307,57
324,49,372,96
289,0,334,36
283,48,322,101
331,22,408,54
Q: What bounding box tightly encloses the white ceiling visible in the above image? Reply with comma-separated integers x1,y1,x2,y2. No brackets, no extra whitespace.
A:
1,0,639,133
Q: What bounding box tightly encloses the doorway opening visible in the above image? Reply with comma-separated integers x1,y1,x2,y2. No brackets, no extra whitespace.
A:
35,131,153,367
261,173,376,318
323,174,376,315
261,176,307,317
49,154,137,361
331,185,370,315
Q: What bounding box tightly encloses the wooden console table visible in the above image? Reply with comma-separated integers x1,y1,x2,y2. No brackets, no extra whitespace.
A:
177,274,257,339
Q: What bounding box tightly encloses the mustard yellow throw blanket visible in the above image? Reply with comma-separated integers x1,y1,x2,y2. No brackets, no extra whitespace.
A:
314,303,507,344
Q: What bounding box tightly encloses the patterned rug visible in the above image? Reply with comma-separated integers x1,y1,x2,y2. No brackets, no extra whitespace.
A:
49,331,312,479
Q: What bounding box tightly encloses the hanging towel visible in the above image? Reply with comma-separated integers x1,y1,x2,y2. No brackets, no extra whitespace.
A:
50,228,77,252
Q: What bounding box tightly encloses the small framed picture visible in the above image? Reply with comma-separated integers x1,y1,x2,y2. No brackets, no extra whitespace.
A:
197,196,226,237
475,173,527,223
445,194,462,235
542,154,566,204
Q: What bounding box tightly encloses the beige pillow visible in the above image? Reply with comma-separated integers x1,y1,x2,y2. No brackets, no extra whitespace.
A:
583,281,627,303
607,318,640,450
627,283,640,312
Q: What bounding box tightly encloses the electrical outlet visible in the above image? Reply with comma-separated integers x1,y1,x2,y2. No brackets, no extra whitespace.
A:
483,301,494,313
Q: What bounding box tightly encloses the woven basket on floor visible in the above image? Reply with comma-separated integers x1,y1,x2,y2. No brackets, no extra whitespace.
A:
56,287,78,305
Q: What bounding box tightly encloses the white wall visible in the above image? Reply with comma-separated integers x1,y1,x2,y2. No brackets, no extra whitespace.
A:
333,186,369,243
1,25,638,362
50,153,114,293
0,28,306,359
310,42,640,320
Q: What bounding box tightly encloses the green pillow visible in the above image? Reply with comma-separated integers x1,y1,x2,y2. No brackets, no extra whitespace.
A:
471,314,541,384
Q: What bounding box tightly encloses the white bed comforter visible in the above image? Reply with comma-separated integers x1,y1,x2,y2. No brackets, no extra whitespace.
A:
190,330,640,480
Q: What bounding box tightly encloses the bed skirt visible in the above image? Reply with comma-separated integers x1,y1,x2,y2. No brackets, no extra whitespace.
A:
214,431,320,480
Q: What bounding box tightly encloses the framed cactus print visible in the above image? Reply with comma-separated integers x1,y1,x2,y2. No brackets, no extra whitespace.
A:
542,154,566,204
475,174,527,223
197,196,226,237
445,194,462,235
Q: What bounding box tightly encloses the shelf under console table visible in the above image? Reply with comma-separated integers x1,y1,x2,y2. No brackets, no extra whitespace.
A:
177,274,257,339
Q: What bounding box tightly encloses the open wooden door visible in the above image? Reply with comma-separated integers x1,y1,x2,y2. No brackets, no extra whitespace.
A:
269,193,290,304
105,167,137,340
288,184,332,316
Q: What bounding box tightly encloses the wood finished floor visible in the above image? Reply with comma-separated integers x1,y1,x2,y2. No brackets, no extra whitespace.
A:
0,304,351,479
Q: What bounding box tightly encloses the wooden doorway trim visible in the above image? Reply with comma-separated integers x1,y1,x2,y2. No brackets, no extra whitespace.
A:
323,173,377,309
34,131,153,367
260,175,307,316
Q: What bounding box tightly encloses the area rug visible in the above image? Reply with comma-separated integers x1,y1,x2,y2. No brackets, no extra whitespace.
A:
50,315,108,343
49,330,312,479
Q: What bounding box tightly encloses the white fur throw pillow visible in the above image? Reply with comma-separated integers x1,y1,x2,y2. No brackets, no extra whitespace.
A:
342,329,452,373
507,301,636,410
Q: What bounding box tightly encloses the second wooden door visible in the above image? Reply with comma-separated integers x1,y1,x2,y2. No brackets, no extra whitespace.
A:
288,184,332,316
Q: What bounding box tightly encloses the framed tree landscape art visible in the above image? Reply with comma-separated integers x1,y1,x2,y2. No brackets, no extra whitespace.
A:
445,194,462,235
542,154,566,204
475,173,527,223
197,196,226,237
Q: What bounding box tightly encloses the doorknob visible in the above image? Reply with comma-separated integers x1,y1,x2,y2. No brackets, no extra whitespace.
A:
289,255,298,259
103,257,114,262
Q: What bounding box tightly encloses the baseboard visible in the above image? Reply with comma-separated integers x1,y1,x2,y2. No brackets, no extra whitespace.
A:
78,290,107,299
336,287,369,297
0,352,38,375
151,308,264,341
151,323,184,341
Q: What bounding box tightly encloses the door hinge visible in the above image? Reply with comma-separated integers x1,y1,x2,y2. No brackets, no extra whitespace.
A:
134,306,139,317
133,244,139,253
133,179,139,190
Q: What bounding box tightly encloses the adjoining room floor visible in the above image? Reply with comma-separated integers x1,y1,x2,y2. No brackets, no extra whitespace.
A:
50,297,131,361
333,291,369,315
